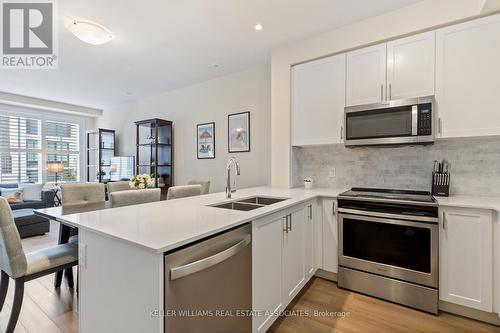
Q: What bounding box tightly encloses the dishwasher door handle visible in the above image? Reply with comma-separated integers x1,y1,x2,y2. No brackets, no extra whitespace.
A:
170,235,251,280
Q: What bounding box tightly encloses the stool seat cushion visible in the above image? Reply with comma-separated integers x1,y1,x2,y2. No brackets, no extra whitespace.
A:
26,242,78,276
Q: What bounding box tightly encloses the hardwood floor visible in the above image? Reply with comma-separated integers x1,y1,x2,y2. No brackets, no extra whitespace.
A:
2,223,499,332
269,277,500,333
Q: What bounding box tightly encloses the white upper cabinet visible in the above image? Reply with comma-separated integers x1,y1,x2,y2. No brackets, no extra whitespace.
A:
436,14,500,138
387,31,435,100
292,54,346,146
439,207,493,312
346,43,387,106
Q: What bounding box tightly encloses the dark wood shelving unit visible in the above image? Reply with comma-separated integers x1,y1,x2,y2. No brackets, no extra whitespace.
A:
86,128,116,182
135,118,173,195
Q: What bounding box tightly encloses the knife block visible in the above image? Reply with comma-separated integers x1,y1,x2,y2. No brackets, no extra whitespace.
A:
432,172,450,197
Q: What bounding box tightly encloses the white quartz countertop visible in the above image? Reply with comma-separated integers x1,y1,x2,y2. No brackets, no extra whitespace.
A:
37,186,347,254
435,195,500,212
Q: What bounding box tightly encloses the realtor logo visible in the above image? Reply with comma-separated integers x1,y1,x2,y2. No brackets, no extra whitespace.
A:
1,0,58,69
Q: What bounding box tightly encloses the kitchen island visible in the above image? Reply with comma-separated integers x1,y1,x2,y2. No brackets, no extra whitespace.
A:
36,186,347,333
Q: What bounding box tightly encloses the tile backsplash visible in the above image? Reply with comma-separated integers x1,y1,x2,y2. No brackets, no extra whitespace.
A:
292,137,500,197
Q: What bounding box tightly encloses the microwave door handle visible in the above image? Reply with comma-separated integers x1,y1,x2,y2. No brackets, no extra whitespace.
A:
412,106,418,136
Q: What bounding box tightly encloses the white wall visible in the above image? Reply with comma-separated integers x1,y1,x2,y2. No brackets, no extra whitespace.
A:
97,65,271,192
271,0,500,187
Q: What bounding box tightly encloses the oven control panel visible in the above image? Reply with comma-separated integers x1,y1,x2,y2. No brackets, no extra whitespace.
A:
417,103,432,136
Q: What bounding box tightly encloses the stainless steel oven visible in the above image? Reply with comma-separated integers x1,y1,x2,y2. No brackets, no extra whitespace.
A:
344,96,434,147
337,188,439,314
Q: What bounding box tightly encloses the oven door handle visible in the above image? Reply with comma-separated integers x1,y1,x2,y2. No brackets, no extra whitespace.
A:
338,208,438,223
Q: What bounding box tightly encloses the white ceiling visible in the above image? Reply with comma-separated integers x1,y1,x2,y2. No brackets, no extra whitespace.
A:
0,0,421,109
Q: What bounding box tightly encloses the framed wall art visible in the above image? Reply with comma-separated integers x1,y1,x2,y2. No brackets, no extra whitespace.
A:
228,111,250,153
197,122,215,159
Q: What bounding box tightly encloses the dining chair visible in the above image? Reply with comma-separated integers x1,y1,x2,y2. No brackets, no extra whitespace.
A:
57,183,105,288
166,185,202,200
187,180,210,195
0,197,78,333
109,188,161,208
60,183,105,206
107,181,133,193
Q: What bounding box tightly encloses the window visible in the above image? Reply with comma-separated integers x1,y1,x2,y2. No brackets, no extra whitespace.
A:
0,153,12,174
0,113,82,183
45,120,80,182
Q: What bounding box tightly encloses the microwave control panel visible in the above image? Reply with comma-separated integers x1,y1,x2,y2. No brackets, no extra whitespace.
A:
417,103,432,136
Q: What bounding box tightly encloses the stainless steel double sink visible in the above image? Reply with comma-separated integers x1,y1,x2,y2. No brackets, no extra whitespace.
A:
210,196,289,211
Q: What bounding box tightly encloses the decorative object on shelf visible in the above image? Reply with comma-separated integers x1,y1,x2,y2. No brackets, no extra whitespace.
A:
129,174,153,189
304,177,314,189
87,128,116,183
48,163,64,186
228,112,250,153
135,118,174,196
150,172,164,186
197,122,215,159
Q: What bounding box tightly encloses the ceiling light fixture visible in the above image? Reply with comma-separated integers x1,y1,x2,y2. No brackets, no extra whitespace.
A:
68,19,114,45
254,23,263,31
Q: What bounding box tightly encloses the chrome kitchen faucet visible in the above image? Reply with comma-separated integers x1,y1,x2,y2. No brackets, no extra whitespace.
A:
225,157,241,199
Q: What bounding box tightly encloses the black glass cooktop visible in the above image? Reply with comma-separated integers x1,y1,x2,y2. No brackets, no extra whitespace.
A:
339,187,435,203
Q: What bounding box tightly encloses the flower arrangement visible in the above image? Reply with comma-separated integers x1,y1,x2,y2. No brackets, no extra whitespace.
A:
129,174,153,189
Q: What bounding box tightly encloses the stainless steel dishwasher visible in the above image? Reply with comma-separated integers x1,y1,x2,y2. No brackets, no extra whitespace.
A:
164,223,251,333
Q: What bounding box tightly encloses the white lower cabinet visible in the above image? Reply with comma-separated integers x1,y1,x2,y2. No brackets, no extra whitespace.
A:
439,207,494,312
252,211,285,333
282,206,306,303
252,201,315,332
321,198,338,273
304,202,316,279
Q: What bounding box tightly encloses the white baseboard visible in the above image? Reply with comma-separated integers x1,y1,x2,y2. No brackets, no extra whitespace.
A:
439,301,500,326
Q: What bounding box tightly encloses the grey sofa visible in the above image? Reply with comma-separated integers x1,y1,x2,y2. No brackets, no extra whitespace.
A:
0,183,55,238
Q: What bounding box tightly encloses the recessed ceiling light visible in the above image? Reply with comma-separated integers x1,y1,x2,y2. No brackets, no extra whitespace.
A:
212,63,221,69
254,23,263,31
68,19,114,45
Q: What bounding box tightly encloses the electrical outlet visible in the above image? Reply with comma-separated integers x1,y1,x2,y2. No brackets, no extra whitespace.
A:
328,167,336,178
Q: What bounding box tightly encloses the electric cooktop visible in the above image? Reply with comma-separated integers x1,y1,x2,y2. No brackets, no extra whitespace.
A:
339,187,435,204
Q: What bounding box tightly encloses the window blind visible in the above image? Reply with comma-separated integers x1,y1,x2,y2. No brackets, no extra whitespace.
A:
0,114,81,184
0,115,42,183
45,120,80,182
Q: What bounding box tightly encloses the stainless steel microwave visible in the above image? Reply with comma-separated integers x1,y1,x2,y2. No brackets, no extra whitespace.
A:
344,96,435,147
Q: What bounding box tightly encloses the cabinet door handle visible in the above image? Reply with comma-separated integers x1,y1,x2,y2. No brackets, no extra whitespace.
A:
442,211,446,230
289,214,292,231
308,205,313,220
332,201,336,215
438,118,442,136
380,84,384,102
283,216,288,233
389,83,392,100
340,126,343,141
